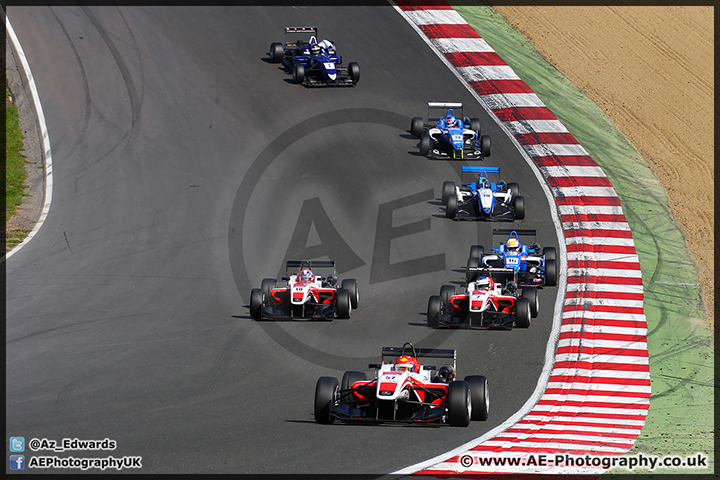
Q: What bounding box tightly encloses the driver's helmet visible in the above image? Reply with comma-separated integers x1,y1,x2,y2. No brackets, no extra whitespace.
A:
506,238,520,251
299,269,313,282
395,355,420,373
310,43,321,55
445,112,457,128
475,276,494,290
436,365,455,383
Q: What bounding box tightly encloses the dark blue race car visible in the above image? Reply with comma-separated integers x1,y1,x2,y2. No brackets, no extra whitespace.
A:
469,229,558,288
269,27,359,87
442,166,525,221
410,102,491,160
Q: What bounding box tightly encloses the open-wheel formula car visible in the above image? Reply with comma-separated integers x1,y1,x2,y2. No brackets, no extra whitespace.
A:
426,251,538,329
470,229,558,288
442,166,525,221
410,102,491,160
249,260,359,320
268,27,359,87
314,342,489,427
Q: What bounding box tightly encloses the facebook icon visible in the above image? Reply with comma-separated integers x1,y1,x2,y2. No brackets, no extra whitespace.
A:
9,455,25,470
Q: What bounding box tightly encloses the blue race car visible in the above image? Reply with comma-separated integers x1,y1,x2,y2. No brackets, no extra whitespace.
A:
469,229,557,287
269,27,359,87
410,102,491,159
442,166,525,221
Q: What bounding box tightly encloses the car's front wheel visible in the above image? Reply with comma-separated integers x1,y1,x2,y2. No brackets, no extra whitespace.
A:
427,295,442,329
341,279,359,309
447,381,471,427
445,194,458,219
293,63,305,84
314,376,338,424
348,62,360,84
250,288,264,320
464,375,489,421
513,195,525,220
515,296,531,328
481,134,492,157
420,133,431,157
335,288,351,319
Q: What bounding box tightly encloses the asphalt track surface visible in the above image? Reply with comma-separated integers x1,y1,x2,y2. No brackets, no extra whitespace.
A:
5,6,561,474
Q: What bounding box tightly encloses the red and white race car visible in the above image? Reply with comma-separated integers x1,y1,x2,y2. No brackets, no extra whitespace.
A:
314,343,489,427
249,260,358,320
427,263,538,329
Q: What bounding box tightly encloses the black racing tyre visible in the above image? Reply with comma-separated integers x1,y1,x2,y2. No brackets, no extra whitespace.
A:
250,288,264,320
445,194,458,219
470,118,481,136
314,376,338,424
427,295,442,329
340,371,366,404
544,259,558,287
261,278,276,298
335,288,352,319
269,42,284,63
464,375,489,421
515,297,531,328
522,287,539,318
507,182,520,197
341,279,359,309
513,195,526,220
348,62,360,84
441,181,455,205
447,381,471,427
466,256,481,283
543,247,557,262
420,133,431,157
411,117,424,138
440,284,455,304
481,134,492,157
469,245,484,260
292,63,305,84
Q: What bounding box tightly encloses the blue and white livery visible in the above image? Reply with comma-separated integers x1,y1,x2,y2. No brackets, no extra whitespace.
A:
442,166,525,221
410,102,491,159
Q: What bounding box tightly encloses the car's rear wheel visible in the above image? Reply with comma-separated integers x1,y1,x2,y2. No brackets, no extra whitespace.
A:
341,279,359,309
440,285,455,304
293,63,305,84
543,247,557,262
447,381,471,427
544,259,558,287
445,194,458,219
250,288,264,320
348,62,360,84
513,195,525,220
515,297,531,328
420,133,431,157
521,287,539,318
464,375,489,421
314,376,338,424
427,295,442,329
470,118,481,136
410,117,423,138
441,181,455,205
340,371,366,404
466,256,481,283
481,134,492,157
269,42,284,63
335,288,351,319
261,278,276,298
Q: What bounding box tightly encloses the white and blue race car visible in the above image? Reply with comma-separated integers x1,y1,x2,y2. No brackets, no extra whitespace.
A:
269,27,359,87
410,102,491,159
442,166,525,221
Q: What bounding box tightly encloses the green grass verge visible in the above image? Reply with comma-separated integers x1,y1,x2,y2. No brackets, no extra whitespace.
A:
5,83,28,223
451,2,713,474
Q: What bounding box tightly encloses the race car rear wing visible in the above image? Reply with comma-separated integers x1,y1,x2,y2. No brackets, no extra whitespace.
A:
493,228,537,238
427,101,464,122
468,266,516,285
283,26,318,46
372,344,457,372
285,259,336,274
